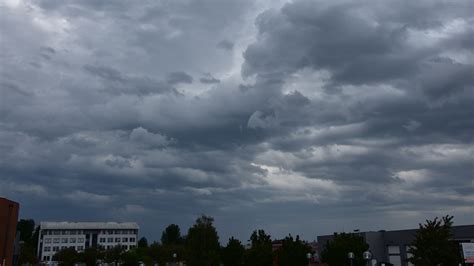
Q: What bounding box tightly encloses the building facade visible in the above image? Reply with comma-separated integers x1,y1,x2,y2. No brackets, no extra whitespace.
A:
37,222,139,262
317,225,474,266
0,197,19,266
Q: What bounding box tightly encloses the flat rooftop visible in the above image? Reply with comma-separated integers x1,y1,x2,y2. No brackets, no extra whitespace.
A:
40,221,139,230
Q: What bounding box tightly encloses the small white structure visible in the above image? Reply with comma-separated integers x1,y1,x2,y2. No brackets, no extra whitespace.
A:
37,221,139,262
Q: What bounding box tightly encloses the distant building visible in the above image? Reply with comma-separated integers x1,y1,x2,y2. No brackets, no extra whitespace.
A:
0,197,20,266
317,224,474,266
37,222,139,262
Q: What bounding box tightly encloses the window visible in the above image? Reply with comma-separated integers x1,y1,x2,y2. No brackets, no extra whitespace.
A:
406,246,414,266
108,230,114,234
77,246,84,251
70,238,76,243
53,238,60,243
70,230,76,235
115,238,121,242
122,237,128,242
129,237,135,242
78,238,84,243
53,230,60,235
62,238,68,243
53,246,59,252
44,246,51,252
100,238,106,243
61,246,66,250
115,230,121,234
129,245,136,249
108,238,113,243
45,238,51,244
387,245,402,266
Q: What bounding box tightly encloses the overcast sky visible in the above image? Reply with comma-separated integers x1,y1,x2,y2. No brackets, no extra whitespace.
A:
1,0,473,243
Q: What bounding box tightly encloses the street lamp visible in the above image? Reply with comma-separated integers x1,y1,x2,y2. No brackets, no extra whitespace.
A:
172,253,177,266
306,252,312,266
348,252,355,266
362,251,372,266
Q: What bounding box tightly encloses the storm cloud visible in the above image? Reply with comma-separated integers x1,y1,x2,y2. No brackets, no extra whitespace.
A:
1,0,473,242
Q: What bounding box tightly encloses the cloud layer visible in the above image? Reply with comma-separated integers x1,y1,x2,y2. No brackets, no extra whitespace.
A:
1,0,473,241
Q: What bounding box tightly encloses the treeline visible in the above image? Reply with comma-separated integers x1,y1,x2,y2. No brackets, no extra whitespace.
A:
17,214,463,266
18,215,311,266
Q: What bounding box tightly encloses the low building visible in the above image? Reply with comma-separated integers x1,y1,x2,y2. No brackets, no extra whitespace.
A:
317,224,474,266
37,222,139,262
0,197,20,266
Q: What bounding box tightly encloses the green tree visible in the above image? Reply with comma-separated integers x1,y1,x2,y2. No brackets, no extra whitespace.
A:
104,245,124,264
161,224,183,245
121,249,140,266
186,215,220,266
276,234,311,266
17,219,35,244
52,247,79,266
78,246,104,266
18,219,39,265
138,236,149,248
321,232,368,266
408,215,461,265
18,244,38,265
245,230,273,266
221,237,245,266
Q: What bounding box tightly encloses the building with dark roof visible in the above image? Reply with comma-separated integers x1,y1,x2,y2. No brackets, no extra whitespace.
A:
317,225,474,266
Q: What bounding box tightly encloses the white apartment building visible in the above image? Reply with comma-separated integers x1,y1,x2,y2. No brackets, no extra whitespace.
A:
37,222,139,262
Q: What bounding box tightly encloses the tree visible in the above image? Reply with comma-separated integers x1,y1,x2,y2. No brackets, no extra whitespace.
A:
138,236,149,248
121,249,140,266
320,232,368,266
408,215,461,265
186,215,221,266
104,245,124,264
78,246,104,266
52,247,79,266
162,224,183,245
276,235,311,266
18,219,39,265
245,230,273,266
17,219,35,244
221,237,245,266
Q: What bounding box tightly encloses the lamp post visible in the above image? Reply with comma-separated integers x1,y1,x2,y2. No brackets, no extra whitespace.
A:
362,251,372,266
172,253,177,266
306,252,312,266
348,252,355,266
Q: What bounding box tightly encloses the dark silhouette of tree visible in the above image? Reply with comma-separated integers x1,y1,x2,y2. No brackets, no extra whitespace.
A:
408,215,461,265
52,247,79,266
276,234,311,266
245,230,273,266
17,219,35,243
121,249,140,266
104,245,124,264
138,236,148,248
221,237,245,266
78,246,104,266
186,215,220,266
161,224,184,245
17,219,39,264
321,232,368,266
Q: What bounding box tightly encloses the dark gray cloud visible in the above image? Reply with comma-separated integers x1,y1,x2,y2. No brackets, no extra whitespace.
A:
217,40,234,51
166,71,194,85
1,0,473,242
199,73,221,84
